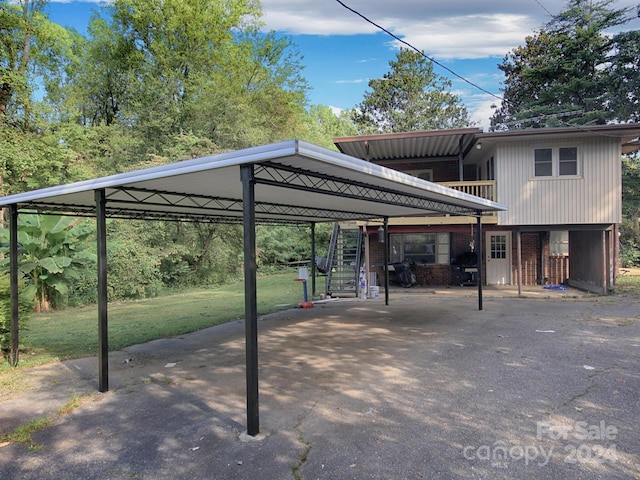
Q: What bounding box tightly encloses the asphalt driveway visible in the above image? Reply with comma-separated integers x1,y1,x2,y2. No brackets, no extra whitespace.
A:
1,287,639,479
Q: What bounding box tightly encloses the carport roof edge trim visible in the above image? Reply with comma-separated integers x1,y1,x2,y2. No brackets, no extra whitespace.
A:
0,139,506,217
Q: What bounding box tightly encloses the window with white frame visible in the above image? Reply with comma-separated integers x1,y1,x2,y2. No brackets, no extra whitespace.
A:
534,146,578,177
550,230,569,256
389,232,449,265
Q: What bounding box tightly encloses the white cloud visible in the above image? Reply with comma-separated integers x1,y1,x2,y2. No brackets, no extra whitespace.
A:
261,0,640,60
468,95,500,131
335,79,367,85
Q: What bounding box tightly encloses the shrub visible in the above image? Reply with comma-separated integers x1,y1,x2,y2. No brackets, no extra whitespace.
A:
0,274,32,356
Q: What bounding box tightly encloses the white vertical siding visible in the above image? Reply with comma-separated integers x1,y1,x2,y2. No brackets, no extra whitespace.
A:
496,137,622,225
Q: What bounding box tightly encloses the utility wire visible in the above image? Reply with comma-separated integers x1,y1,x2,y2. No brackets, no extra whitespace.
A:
532,0,554,18
335,0,634,137
334,0,503,103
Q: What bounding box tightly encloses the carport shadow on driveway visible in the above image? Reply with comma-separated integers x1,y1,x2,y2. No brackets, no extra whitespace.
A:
1,293,639,479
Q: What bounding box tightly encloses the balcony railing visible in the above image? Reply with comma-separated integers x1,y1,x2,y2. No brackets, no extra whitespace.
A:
439,180,496,202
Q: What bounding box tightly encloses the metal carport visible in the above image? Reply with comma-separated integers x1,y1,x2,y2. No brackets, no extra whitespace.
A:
0,140,506,435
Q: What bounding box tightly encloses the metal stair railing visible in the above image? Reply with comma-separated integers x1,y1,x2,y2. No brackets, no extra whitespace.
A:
325,223,363,297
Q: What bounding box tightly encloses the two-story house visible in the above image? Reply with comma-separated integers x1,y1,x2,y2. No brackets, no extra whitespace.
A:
334,124,640,294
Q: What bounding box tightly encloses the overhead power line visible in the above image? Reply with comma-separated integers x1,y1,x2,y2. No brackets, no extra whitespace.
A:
532,0,554,18
334,0,503,104
334,0,632,138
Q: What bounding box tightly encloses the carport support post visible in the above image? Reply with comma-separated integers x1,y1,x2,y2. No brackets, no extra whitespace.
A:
9,204,19,367
241,164,259,436
311,222,316,296
383,217,389,306
96,189,109,392
476,212,483,311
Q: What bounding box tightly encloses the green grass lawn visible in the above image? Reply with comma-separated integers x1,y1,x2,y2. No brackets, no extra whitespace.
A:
1,272,311,375
615,270,640,295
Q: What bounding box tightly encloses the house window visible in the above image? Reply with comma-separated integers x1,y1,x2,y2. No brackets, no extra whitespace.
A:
390,233,449,265
534,148,553,177
559,147,577,175
550,230,569,256
534,147,579,177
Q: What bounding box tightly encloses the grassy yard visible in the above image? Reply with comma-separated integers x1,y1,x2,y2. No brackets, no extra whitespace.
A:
1,272,310,375
3,269,639,379
615,268,640,294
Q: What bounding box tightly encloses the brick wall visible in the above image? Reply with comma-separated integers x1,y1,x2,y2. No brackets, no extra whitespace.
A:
512,232,541,285
413,265,451,285
509,231,570,286
367,226,571,287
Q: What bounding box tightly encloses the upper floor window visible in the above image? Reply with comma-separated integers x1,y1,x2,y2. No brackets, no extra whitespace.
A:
534,147,578,177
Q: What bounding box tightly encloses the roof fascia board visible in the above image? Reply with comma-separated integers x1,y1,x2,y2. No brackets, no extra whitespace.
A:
333,128,483,146
479,124,640,141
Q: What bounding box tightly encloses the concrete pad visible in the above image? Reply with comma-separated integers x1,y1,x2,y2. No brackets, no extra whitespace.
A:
1,289,639,479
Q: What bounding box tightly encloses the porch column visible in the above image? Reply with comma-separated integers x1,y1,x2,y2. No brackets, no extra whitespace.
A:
95,189,109,392
476,212,483,311
241,164,259,436
458,137,464,181
9,204,19,367
516,230,522,296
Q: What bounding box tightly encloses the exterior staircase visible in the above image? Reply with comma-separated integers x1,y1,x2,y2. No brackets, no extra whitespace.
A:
325,223,363,297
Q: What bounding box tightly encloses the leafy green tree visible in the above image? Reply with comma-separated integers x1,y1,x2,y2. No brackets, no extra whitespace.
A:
256,223,332,267
352,48,473,134
491,0,634,129
0,214,96,311
621,154,640,266
56,16,136,128
0,0,75,130
60,0,309,156
301,105,357,149
0,124,89,196
607,29,640,123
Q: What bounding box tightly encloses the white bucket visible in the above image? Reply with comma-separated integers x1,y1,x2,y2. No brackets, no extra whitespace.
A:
369,286,380,299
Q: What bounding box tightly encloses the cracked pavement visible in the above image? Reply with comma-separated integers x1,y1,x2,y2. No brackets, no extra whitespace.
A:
1,287,639,479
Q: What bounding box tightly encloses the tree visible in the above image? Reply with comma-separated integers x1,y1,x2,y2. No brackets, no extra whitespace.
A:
351,48,473,134
0,0,75,130
621,153,640,266
491,0,634,130
607,29,640,123
301,105,357,149
59,0,310,154
0,214,96,311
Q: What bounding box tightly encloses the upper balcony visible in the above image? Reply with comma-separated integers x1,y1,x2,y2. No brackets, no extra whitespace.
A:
380,180,498,226
438,180,496,202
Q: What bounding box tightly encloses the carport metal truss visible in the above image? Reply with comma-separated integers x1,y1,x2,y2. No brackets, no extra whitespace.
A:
255,162,480,216
105,185,382,222
15,184,381,224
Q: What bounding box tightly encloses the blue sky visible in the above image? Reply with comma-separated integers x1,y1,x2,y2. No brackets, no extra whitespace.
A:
44,0,640,130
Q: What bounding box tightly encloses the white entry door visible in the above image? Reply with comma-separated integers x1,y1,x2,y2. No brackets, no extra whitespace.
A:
486,231,512,285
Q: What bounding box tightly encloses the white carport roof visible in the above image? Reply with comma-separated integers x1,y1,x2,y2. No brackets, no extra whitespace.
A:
1,139,505,438
0,140,505,221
